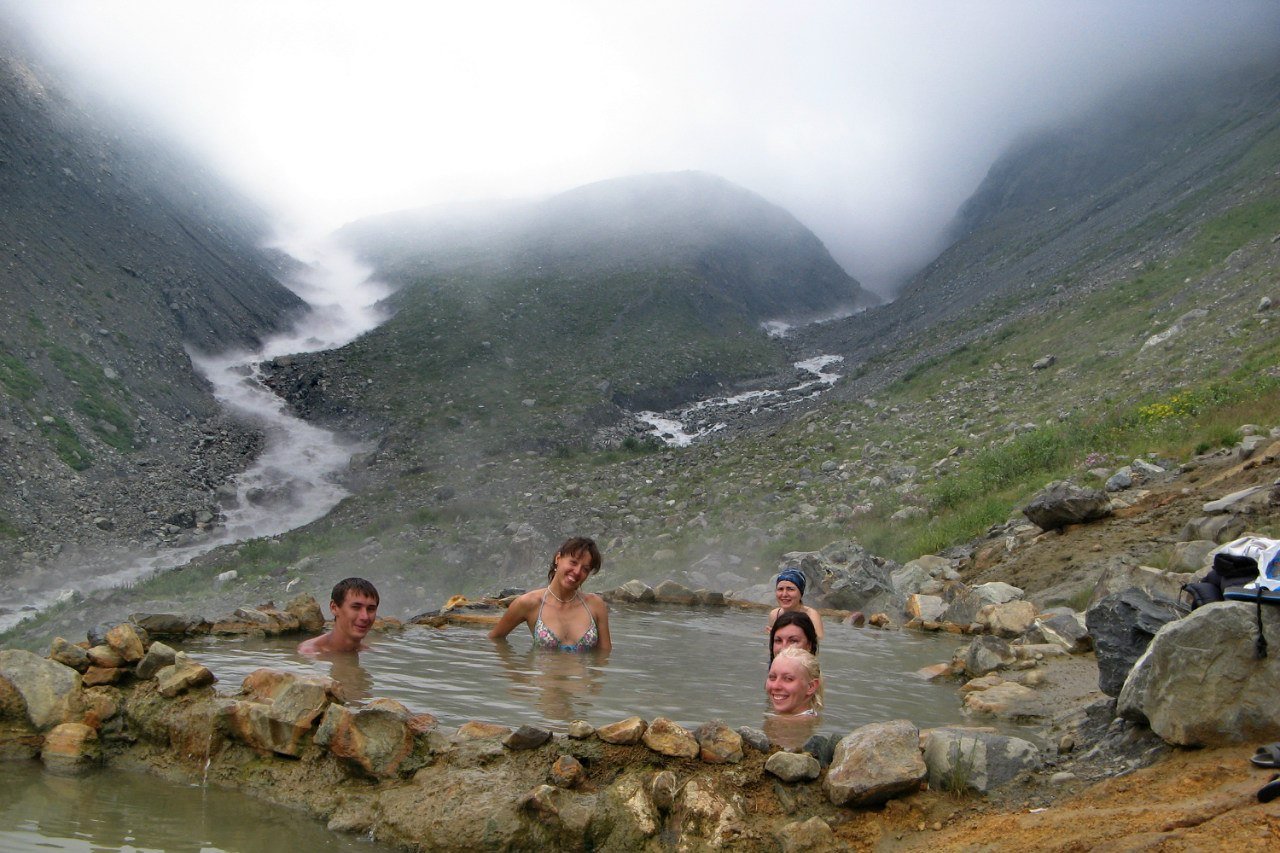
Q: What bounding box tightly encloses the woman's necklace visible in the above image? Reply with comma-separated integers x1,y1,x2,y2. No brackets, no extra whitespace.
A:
547,586,571,604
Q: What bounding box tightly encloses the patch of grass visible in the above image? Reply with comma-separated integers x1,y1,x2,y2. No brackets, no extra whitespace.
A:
44,343,135,451
0,514,22,539
941,739,980,797
0,352,40,400
40,416,92,470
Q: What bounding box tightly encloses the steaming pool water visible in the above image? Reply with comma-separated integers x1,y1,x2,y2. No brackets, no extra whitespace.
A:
0,607,1034,850
181,604,1006,737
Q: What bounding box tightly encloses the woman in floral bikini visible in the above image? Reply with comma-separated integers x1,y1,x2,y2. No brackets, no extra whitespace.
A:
488,536,612,653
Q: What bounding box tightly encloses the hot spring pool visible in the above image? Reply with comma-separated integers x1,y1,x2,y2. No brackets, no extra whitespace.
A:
181,604,995,736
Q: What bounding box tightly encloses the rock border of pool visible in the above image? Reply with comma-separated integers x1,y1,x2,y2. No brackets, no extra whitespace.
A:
5,581,1279,850
0,589,1090,851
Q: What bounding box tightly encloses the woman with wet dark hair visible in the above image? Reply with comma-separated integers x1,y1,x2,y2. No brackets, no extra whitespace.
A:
488,537,612,652
768,610,819,662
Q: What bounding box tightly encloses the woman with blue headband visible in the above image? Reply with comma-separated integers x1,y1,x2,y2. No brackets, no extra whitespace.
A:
766,568,824,641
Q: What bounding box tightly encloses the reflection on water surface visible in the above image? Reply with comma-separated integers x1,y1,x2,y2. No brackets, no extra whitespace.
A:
187,605,983,735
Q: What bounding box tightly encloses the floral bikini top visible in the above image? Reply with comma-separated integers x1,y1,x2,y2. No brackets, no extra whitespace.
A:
533,590,599,652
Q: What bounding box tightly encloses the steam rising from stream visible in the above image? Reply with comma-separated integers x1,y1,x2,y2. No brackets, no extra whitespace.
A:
0,238,390,632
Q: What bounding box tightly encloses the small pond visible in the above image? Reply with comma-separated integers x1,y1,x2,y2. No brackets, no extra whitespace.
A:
183,604,991,736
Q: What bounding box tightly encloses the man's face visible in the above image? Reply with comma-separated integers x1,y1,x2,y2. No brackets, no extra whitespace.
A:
331,591,378,641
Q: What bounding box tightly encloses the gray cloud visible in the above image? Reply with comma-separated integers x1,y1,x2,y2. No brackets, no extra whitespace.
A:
6,1,1279,294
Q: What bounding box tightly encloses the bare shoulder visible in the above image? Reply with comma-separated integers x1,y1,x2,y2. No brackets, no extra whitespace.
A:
297,633,329,655
584,591,609,613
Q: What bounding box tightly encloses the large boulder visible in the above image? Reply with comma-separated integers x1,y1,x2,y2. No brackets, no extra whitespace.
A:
823,719,926,807
316,698,429,778
977,601,1038,638
777,541,902,614
1086,589,1182,697
1086,562,1195,611
892,555,957,596
922,728,1042,794
0,649,81,730
1023,481,1112,531
1118,602,1280,745
1028,612,1092,653
942,582,1023,626
224,669,340,757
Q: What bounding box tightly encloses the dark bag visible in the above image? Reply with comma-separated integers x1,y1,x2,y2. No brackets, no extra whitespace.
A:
1213,552,1261,591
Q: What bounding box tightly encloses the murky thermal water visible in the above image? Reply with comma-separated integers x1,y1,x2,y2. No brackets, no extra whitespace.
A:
183,605,992,736
0,761,397,852
0,608,1031,849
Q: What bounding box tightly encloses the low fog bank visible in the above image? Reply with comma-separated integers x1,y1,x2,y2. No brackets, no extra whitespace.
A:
5,2,1279,298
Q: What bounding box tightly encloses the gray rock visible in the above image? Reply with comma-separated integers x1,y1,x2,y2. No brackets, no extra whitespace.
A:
652,580,697,605
1028,613,1092,653
963,635,1016,677
135,641,177,680
1118,602,1280,745
1086,588,1182,697
775,816,836,852
1105,468,1133,492
891,555,954,596
977,600,1037,638
803,732,838,767
505,724,553,750
1171,540,1218,573
941,583,983,626
922,728,1042,794
1023,481,1112,531
1131,458,1165,477
1179,514,1246,543
823,719,926,807
1203,485,1268,513
764,750,821,782
736,726,770,752
1087,561,1194,611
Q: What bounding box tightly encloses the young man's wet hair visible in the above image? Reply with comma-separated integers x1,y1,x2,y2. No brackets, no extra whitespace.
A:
331,577,379,606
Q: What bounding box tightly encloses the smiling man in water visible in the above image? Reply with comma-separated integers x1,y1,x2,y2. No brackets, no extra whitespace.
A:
298,577,380,654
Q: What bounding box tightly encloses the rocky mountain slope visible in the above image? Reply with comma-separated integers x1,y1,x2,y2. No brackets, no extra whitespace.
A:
795,61,1280,394
265,171,875,452
1,36,1278,645
0,25,304,574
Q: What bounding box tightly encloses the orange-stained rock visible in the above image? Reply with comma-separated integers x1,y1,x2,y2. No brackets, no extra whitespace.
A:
316,700,420,778
49,638,90,672
550,754,584,788
41,721,100,774
224,671,337,757
597,716,647,745
105,623,147,662
694,720,743,764
86,645,124,669
155,654,215,698
82,666,126,687
458,720,512,739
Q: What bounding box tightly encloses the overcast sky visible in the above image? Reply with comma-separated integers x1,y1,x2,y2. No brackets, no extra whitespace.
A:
7,1,1279,293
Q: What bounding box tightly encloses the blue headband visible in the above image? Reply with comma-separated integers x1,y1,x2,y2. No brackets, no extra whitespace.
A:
776,569,806,595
